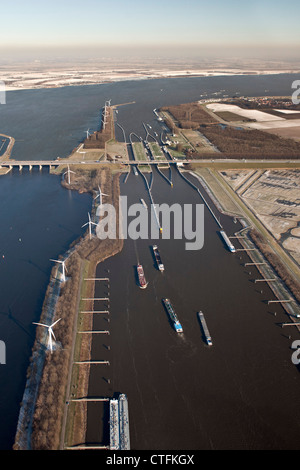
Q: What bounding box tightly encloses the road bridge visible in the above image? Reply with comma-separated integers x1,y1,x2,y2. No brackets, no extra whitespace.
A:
1,159,300,172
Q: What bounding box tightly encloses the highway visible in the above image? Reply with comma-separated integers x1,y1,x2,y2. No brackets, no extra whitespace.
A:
1,159,300,169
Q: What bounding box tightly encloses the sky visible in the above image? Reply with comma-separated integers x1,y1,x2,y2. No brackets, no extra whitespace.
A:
1,0,300,60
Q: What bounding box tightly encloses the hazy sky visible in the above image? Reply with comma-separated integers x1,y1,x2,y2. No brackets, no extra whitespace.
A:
1,0,300,58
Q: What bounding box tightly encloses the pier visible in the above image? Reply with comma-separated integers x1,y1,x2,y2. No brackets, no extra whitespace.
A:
74,360,110,365
78,330,110,334
80,310,109,314
71,397,110,402
244,262,267,266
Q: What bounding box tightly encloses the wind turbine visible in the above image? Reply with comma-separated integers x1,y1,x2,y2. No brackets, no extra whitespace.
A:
94,185,108,206
82,212,97,240
86,129,91,139
32,318,61,353
50,259,67,282
63,165,75,185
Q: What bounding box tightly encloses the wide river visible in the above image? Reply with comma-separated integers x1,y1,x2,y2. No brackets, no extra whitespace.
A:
0,74,299,450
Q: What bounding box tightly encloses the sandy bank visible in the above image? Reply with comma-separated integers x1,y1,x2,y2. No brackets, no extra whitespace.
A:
3,68,300,92
13,166,123,450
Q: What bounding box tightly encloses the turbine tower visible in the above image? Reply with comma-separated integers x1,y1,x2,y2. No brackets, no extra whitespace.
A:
82,212,97,240
50,259,67,282
32,318,61,353
94,185,108,206
63,165,75,185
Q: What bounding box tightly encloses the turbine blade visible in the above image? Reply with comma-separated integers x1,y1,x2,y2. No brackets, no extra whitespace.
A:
48,332,53,352
33,322,49,328
50,328,56,341
51,318,61,328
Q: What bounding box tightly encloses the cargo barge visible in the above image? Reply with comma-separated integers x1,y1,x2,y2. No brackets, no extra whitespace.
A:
219,230,236,253
152,244,164,272
198,311,212,345
136,264,148,289
162,298,183,333
118,394,130,450
109,394,130,450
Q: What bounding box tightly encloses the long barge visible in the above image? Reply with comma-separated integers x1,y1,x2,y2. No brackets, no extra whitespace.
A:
118,394,130,450
109,394,130,450
198,311,212,345
152,244,164,272
162,298,183,333
219,230,236,253
137,264,148,289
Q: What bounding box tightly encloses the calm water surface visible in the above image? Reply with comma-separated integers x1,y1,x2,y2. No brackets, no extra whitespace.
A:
86,167,300,450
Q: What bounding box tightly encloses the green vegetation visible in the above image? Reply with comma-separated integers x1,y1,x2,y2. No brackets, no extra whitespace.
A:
160,101,300,160
14,168,124,450
131,141,151,172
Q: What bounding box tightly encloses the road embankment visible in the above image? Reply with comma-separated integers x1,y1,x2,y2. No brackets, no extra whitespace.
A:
13,167,123,450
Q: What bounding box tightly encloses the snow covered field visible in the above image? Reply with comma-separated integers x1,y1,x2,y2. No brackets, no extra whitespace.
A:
206,103,285,122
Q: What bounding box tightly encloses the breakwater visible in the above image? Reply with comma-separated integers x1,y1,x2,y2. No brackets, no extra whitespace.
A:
13,167,124,450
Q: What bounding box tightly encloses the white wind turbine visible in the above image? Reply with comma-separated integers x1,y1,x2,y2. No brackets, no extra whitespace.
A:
63,165,75,185
50,259,67,282
82,212,97,240
94,185,108,206
86,129,91,139
32,318,61,353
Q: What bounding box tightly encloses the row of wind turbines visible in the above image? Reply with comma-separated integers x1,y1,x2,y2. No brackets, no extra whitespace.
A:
32,182,108,353
85,100,111,138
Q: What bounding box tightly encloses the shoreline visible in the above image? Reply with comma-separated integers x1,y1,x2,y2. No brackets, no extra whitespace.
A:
13,166,124,450
3,68,300,92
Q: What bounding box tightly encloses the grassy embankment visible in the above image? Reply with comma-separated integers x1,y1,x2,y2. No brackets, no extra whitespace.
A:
160,101,300,160
13,166,123,450
188,167,300,299
131,141,151,172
